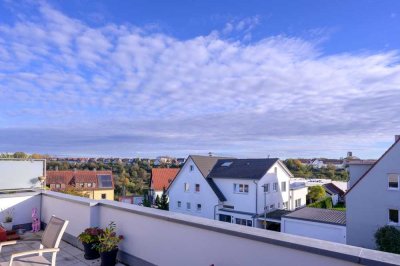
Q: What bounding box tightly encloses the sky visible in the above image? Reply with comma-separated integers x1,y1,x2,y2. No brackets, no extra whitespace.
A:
0,0,400,159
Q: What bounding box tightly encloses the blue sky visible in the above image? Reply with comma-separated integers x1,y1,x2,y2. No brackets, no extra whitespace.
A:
0,1,400,158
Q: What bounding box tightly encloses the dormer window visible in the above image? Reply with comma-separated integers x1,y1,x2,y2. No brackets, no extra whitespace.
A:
388,174,399,190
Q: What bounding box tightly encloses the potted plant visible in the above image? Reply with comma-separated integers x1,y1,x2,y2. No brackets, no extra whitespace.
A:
94,222,124,266
78,227,104,260
1,208,14,231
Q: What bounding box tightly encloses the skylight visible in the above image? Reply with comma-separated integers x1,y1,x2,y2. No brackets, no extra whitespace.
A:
221,162,233,167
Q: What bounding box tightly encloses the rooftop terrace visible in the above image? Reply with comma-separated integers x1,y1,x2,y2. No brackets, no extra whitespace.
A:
0,190,400,265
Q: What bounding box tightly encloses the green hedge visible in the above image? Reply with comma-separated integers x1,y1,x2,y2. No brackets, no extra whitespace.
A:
308,197,333,209
375,226,400,254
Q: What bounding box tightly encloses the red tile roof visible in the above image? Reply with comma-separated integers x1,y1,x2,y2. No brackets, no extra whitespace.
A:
47,170,114,189
151,168,179,191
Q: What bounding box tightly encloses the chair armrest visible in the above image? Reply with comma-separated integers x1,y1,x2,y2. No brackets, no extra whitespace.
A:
10,248,59,260
0,241,17,252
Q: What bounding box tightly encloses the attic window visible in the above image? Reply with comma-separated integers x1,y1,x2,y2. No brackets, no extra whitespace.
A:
221,162,233,167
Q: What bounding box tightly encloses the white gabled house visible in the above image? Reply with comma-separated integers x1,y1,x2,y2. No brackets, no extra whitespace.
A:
168,156,307,229
167,155,229,219
346,135,400,249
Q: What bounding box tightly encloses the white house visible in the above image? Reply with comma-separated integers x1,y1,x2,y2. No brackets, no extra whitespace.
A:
346,135,400,249
167,155,229,219
168,156,308,229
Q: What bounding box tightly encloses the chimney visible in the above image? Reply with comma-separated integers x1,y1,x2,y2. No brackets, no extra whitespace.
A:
395,135,400,142
347,151,352,157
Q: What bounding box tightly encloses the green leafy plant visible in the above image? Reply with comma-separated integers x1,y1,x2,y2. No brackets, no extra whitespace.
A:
375,225,400,254
78,227,104,244
308,197,333,209
94,222,124,253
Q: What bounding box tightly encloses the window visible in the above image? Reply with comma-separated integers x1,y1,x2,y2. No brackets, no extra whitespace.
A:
177,201,181,208
388,174,399,190
389,209,399,224
184,183,189,192
234,184,249,193
263,183,269,193
278,202,281,209
101,193,106,199
295,199,301,208
283,201,288,210
195,184,200,192
186,202,191,210
273,182,278,192
87,183,92,188
55,184,61,189
190,165,194,171
92,183,96,188
80,183,84,188
235,218,253,227
270,204,274,210
281,182,286,192
197,204,202,211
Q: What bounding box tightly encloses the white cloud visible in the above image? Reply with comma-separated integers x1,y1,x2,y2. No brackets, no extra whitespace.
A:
0,3,399,158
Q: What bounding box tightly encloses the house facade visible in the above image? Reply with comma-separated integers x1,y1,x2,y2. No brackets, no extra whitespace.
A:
168,155,228,219
46,170,114,200
346,135,400,249
211,159,307,228
168,156,307,229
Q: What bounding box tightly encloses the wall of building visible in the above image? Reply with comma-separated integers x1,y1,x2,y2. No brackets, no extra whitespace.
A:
168,157,219,219
348,164,372,188
289,186,308,210
0,192,41,227
91,189,114,200
347,141,400,249
281,218,346,244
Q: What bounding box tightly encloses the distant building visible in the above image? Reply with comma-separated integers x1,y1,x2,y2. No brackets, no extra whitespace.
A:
346,135,400,249
47,170,114,200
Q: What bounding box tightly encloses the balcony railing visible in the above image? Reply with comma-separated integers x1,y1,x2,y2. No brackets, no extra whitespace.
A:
1,190,400,265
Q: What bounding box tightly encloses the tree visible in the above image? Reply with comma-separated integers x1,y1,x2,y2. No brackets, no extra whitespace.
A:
142,195,151,207
155,195,161,207
158,188,169,210
308,185,325,203
375,226,400,254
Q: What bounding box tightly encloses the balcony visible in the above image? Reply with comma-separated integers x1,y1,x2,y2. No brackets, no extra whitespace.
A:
0,190,400,266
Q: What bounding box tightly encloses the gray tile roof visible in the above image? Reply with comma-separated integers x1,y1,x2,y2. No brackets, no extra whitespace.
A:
208,158,279,180
284,207,346,225
190,155,233,177
323,183,345,196
206,178,227,201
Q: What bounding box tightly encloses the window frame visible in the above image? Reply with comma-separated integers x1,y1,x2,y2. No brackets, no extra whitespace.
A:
186,202,191,210
195,183,200,192
388,174,399,190
189,165,194,171
196,203,202,211
184,182,189,192
263,183,270,193
281,181,286,192
388,208,399,225
177,201,181,208
273,182,278,192
234,183,249,194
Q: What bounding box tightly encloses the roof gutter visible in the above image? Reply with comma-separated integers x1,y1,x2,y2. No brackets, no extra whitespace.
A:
253,180,258,228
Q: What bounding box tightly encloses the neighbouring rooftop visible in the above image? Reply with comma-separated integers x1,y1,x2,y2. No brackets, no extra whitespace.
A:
284,207,346,226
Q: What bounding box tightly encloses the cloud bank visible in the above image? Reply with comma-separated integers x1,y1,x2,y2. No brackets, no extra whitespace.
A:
0,3,400,158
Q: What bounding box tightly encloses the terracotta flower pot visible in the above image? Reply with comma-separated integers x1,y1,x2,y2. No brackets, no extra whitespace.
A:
82,242,100,260
100,248,118,266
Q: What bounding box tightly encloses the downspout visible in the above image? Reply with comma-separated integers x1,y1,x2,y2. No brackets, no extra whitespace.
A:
253,180,258,227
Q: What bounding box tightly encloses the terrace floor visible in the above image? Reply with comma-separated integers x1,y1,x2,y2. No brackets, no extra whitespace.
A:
0,232,124,266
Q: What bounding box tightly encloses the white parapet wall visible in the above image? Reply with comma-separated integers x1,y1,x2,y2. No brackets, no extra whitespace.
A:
30,191,400,266
0,192,41,226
